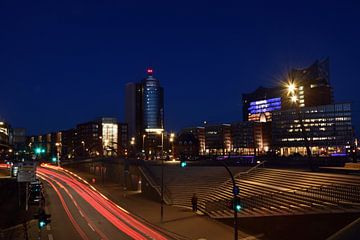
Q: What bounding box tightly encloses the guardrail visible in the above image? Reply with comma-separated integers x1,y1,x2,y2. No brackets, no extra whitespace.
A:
298,183,360,204
236,160,266,178
139,161,173,204
204,165,360,217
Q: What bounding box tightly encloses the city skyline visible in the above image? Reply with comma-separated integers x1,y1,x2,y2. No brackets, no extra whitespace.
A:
1,3,360,240
1,1,360,135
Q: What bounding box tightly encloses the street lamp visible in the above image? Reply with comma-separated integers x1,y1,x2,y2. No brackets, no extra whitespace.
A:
130,137,135,157
287,82,296,94
55,142,61,167
156,131,164,158
142,134,146,154
169,133,175,159
156,130,165,222
286,79,313,170
290,95,298,103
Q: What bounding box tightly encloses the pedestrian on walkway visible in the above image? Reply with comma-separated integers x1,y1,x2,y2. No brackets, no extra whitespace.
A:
191,193,198,212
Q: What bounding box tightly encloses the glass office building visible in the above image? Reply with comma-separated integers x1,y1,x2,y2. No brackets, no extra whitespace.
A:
125,69,164,156
142,70,164,131
272,103,353,156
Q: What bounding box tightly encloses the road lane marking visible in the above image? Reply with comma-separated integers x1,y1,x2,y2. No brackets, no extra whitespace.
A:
48,234,54,240
79,210,85,217
87,223,95,232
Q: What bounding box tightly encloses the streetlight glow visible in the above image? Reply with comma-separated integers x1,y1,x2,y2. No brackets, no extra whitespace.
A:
287,82,296,94
291,95,298,103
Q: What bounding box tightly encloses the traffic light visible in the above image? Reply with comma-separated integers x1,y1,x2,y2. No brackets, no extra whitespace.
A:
180,156,187,168
180,160,187,168
227,197,242,212
38,213,51,229
35,211,51,229
51,157,57,163
234,197,242,212
34,147,45,155
35,148,41,154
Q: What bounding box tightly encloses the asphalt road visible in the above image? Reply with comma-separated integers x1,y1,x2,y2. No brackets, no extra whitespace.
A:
37,165,168,240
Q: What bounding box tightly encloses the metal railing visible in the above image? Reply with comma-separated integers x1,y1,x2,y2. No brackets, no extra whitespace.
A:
139,161,173,204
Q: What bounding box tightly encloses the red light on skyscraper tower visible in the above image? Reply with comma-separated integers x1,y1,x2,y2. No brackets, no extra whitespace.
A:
147,68,153,75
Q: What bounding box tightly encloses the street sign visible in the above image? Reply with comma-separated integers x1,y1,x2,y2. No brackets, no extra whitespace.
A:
17,162,36,182
17,171,36,182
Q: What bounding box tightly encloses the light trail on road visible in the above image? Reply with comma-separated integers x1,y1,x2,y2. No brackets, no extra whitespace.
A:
38,173,110,240
37,174,90,240
38,165,168,240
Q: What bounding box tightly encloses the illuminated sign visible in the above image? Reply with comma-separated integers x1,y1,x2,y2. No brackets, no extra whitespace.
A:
248,97,281,114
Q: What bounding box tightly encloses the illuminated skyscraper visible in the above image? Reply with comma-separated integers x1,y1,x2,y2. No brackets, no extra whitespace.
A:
125,68,164,155
142,69,164,132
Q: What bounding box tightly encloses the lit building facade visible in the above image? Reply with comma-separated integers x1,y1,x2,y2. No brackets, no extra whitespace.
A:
231,121,271,155
27,118,128,161
243,59,333,123
60,128,75,160
272,103,354,156
0,121,10,147
125,69,164,157
174,133,200,158
0,120,11,160
205,124,231,155
179,127,205,155
101,118,119,156
287,58,333,108
75,118,122,158
243,87,282,122
75,120,102,158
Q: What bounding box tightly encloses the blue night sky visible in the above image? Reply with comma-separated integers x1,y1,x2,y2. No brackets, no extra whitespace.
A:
1,0,360,135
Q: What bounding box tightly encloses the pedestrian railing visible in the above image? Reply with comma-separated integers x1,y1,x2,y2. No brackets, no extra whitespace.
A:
139,161,173,204
204,178,360,217
297,184,360,204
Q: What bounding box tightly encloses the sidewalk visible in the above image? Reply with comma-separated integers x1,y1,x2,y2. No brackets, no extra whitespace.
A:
66,168,260,240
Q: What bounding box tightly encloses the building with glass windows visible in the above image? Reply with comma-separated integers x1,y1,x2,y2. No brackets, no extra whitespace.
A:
125,69,164,157
287,58,333,108
74,118,122,158
231,121,271,155
0,120,11,160
179,127,205,155
242,59,333,123
242,87,282,122
0,121,10,147
204,124,231,155
271,103,354,156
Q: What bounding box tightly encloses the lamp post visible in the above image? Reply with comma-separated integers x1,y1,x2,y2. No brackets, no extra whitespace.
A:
286,80,313,170
169,133,175,159
156,130,164,222
55,142,61,167
222,159,239,240
142,134,146,157
130,137,135,157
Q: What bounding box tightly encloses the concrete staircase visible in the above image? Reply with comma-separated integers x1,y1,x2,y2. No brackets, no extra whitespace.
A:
205,168,360,218
141,164,360,219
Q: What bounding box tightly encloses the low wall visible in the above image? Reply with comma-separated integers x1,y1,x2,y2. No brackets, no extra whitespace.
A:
65,159,141,191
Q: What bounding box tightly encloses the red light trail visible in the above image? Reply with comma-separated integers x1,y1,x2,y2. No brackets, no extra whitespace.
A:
37,166,167,240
